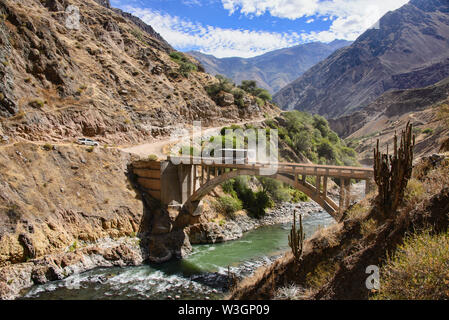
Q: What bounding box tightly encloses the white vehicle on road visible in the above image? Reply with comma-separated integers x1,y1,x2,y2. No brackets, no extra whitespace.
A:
77,138,99,146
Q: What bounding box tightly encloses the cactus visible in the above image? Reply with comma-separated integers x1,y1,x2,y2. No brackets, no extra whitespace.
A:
373,122,415,219
289,210,305,263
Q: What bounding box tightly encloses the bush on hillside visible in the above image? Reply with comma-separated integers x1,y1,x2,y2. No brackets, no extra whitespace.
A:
239,80,272,101
374,230,449,300
231,176,272,218
271,111,358,166
259,177,291,203
214,196,243,216
169,51,197,77
205,75,235,98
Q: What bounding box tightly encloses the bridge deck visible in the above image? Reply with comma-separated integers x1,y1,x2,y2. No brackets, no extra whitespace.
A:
169,157,373,179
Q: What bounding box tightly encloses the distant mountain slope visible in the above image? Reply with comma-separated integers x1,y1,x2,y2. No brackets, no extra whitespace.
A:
329,76,449,138
189,40,351,94
273,0,449,118
329,76,449,164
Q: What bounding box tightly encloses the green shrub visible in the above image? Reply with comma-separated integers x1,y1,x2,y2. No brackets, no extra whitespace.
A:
313,115,329,138
255,97,265,107
317,140,337,161
239,80,257,94
42,143,53,151
413,127,422,135
373,230,449,300
290,189,309,202
169,51,197,77
178,62,197,77
68,241,78,252
206,75,235,100
148,154,158,161
29,99,44,109
215,196,243,216
404,178,425,204
256,89,272,101
423,128,434,135
259,177,291,203
238,80,271,101
279,111,358,166
222,179,235,193
251,191,272,218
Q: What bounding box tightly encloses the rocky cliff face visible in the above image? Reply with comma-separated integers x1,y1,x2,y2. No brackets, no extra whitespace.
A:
273,0,449,118
0,0,278,146
189,40,351,95
0,142,145,268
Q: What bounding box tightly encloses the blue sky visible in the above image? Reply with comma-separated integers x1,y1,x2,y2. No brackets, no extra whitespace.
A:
111,0,409,58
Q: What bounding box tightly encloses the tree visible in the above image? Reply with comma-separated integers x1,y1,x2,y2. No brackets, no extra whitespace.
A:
317,139,336,161
256,89,272,102
239,80,257,94
313,115,329,138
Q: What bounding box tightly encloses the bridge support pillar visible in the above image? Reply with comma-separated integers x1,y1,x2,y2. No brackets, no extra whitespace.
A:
344,178,351,209
339,179,345,214
316,176,322,195
323,176,328,197
184,200,204,217
158,162,204,216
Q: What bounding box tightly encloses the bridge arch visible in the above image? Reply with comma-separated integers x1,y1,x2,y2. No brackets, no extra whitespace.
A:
183,168,341,220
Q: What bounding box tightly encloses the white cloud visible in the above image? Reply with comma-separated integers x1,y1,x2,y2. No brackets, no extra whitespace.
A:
221,0,410,41
121,0,410,58
124,6,304,58
182,0,202,6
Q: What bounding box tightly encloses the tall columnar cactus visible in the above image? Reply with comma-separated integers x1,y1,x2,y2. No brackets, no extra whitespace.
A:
289,210,305,263
373,122,415,219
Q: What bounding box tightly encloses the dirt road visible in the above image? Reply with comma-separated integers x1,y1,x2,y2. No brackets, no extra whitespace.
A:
121,118,268,159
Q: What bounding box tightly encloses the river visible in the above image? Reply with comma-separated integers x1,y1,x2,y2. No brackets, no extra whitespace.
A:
21,210,335,300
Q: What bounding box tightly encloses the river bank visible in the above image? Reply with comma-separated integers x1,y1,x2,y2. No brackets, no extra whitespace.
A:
186,201,324,244
0,201,325,300
20,209,335,300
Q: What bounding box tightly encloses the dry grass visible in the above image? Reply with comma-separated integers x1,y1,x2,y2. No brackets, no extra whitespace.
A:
227,252,294,299
273,284,312,300
361,218,378,238
373,230,449,300
230,156,449,300
346,202,370,221
437,103,449,126
403,178,425,205
306,261,337,291
310,223,341,247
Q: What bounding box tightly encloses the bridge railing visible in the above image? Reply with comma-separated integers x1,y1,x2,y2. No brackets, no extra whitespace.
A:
168,156,373,179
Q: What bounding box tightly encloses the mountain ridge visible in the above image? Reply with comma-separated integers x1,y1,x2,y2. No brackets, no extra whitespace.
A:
273,0,449,118
189,40,352,94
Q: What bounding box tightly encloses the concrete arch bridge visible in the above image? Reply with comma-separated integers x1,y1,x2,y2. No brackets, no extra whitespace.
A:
131,157,374,221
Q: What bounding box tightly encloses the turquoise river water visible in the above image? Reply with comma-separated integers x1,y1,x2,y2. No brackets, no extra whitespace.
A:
21,210,335,300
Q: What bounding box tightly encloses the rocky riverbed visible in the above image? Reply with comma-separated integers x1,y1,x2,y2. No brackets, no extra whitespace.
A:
1,201,324,300
0,237,147,300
